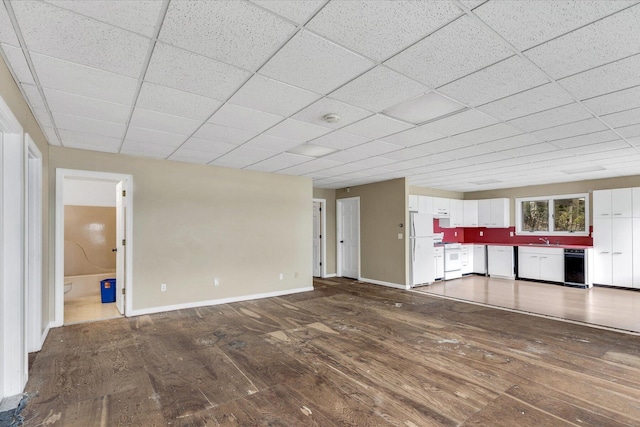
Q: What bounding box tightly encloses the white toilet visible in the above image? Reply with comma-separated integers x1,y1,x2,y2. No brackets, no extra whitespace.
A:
64,281,73,294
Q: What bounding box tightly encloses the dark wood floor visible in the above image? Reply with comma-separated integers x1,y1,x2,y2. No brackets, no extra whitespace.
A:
23,277,640,426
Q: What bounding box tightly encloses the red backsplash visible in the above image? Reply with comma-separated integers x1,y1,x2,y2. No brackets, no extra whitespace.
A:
434,219,593,246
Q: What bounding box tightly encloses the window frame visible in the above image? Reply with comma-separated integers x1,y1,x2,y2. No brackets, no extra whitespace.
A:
515,193,589,237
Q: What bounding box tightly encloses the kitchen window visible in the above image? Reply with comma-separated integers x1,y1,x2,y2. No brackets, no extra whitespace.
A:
516,193,589,236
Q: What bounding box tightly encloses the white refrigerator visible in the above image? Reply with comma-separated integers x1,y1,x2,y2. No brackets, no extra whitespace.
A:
410,213,435,287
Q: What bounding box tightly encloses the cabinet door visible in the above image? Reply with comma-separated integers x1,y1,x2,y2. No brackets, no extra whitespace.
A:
450,199,463,227
633,188,640,218
463,200,479,227
612,218,633,287
409,195,419,212
593,218,612,285
539,253,564,282
518,253,540,280
593,190,612,219
478,199,492,227
611,188,632,218
490,198,510,228
434,197,450,217
434,249,444,279
473,245,486,274
418,196,430,214
488,246,514,278
634,218,640,288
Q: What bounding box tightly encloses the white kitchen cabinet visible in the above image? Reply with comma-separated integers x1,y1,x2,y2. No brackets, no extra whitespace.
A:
461,245,473,275
441,199,463,228
593,217,633,287
593,190,612,219
518,246,564,282
463,200,479,227
611,188,633,218
473,245,486,274
487,245,514,279
633,188,640,218
418,195,433,215
478,198,510,228
433,197,450,218
478,199,491,227
633,218,640,288
434,246,444,280
409,195,419,212
593,218,612,285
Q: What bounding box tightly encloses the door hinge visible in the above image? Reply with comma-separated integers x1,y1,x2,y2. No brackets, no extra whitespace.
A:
122,288,125,295
319,235,322,239
122,190,126,197
122,239,126,246
319,207,322,211
320,262,322,266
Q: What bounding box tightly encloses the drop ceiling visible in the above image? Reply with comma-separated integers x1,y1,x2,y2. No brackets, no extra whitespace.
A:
1,0,640,192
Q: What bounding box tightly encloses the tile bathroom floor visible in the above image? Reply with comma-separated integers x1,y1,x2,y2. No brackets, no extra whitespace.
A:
64,294,122,325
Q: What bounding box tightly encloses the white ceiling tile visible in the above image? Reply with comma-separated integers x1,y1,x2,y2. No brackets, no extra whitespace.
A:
43,87,130,123
13,1,149,78
479,133,545,151
193,123,256,145
46,0,164,38
125,127,186,147
329,66,427,112
278,158,342,175
551,129,620,149
497,142,559,158
168,149,217,165
475,1,635,51
308,131,371,150
159,1,295,71
340,114,413,139
617,123,640,138
422,109,499,136
260,30,374,94
120,140,176,159
180,137,237,155
525,6,640,79
385,15,512,88
265,118,331,141
453,123,524,144
558,52,640,100
211,145,278,168
380,125,447,147
478,83,574,121
307,1,461,61
292,98,372,129
352,156,397,168
0,6,19,46
243,134,300,152
137,82,222,121
565,140,632,156
439,56,549,107
20,83,47,110
441,143,497,160
466,151,513,164
346,140,403,157
250,0,324,24
461,1,486,10
412,137,474,155
508,103,594,132
245,152,312,172
129,108,202,136
58,129,121,152
41,126,60,145
317,162,372,176
32,108,53,128
1,44,34,84
582,85,640,115
31,53,138,105
145,43,250,101
53,112,125,138
380,147,428,161
601,107,640,128
532,118,608,141
229,74,321,117
208,103,283,133
354,166,395,177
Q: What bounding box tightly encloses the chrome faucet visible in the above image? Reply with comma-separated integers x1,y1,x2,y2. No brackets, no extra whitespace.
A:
538,237,550,245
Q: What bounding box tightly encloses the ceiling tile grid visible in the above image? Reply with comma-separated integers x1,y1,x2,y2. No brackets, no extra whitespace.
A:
2,0,640,192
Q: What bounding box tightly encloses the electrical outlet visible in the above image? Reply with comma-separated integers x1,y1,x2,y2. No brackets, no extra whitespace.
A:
161,283,166,292
480,231,484,236
510,231,514,237
214,277,219,287
454,231,457,237
279,273,284,280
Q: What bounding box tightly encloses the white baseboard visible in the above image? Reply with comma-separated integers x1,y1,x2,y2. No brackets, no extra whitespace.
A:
359,277,408,290
127,286,315,317
40,322,52,347
323,273,337,278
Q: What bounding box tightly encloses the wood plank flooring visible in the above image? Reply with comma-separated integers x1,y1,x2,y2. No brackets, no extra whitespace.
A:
22,277,640,426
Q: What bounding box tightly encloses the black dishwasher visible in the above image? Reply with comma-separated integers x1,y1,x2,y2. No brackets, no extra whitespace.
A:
564,249,586,287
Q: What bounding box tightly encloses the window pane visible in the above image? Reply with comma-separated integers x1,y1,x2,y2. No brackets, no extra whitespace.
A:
554,197,586,232
522,200,549,232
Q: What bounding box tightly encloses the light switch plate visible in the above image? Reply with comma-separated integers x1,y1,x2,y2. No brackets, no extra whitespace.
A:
398,233,403,239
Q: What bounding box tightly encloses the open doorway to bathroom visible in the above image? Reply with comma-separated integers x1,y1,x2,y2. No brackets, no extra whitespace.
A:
54,169,133,327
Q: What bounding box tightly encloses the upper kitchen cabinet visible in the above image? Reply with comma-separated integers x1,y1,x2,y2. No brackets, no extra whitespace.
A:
463,200,479,227
479,198,510,228
409,195,419,212
440,199,463,228
419,195,434,215
594,188,632,218
633,188,640,218
433,197,450,218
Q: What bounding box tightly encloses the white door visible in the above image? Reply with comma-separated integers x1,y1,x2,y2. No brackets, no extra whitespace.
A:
338,198,359,279
115,182,125,314
312,201,322,277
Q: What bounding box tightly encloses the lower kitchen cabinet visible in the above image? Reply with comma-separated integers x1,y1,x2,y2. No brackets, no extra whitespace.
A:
473,244,486,274
434,246,444,280
461,245,473,275
487,245,514,279
518,246,564,282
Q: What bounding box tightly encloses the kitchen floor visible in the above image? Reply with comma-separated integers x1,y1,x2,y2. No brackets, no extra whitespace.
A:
64,295,122,325
415,275,640,334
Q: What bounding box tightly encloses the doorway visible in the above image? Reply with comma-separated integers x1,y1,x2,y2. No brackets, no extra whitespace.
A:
312,199,326,278
337,197,360,279
54,169,133,327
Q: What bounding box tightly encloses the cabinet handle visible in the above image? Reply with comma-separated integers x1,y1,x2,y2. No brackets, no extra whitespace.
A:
613,252,623,255
600,251,610,254
613,213,622,216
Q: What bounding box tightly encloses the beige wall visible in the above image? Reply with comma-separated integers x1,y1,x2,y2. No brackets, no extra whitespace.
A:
64,206,116,276
313,188,336,276
336,178,407,286
465,175,640,226
0,56,51,333
50,147,313,311
409,186,464,199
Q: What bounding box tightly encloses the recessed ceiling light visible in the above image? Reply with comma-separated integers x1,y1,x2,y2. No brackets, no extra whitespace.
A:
561,166,606,174
469,179,502,185
382,91,466,125
287,143,338,157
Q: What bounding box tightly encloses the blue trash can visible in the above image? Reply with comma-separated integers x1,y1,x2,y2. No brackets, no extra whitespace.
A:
100,278,116,303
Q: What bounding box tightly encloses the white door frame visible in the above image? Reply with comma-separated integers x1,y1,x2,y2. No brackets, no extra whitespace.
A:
0,94,27,398
312,198,326,278
336,197,360,279
26,135,44,352
54,168,134,326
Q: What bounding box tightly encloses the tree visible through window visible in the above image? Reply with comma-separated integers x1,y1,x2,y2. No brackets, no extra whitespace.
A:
516,194,588,235
554,197,586,232
522,200,548,232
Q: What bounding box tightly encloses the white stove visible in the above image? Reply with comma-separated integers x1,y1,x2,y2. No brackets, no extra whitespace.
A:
444,243,463,280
